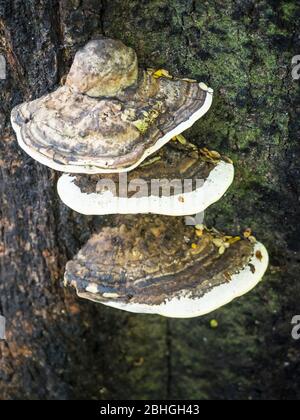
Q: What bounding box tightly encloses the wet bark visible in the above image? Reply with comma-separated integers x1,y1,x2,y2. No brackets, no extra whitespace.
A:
0,0,300,400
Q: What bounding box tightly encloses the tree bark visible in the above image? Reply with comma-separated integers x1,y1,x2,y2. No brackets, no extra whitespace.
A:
0,0,300,400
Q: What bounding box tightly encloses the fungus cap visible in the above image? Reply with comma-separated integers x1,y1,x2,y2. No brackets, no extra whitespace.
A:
64,216,269,318
11,38,213,174
57,141,234,216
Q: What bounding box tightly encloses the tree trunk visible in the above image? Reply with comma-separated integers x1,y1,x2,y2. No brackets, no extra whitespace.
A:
0,0,300,400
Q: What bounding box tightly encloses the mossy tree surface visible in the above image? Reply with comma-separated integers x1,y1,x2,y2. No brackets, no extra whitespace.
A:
0,0,299,399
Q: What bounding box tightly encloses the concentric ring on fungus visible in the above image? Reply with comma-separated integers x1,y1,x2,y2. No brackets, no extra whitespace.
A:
64,216,269,318
57,140,234,216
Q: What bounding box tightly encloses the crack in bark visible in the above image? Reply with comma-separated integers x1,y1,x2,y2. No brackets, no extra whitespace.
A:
100,0,107,36
51,0,66,83
0,18,29,97
166,319,173,399
191,0,196,14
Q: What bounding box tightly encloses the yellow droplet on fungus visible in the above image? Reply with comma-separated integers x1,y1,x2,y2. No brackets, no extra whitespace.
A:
152,69,173,79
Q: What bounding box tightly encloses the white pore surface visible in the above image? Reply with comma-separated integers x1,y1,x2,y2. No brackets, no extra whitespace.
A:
57,161,234,216
11,85,213,174
78,242,269,319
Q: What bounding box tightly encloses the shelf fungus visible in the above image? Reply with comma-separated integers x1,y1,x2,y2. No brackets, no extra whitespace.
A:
57,139,234,216
11,37,213,174
64,216,269,318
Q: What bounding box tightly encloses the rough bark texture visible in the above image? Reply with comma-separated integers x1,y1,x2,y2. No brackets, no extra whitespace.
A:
0,0,300,400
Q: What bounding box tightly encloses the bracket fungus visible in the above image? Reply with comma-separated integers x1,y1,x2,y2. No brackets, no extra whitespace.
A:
11,38,213,174
64,216,269,319
57,138,234,216
11,37,269,319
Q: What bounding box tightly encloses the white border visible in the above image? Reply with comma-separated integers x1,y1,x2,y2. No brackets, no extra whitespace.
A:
76,242,269,319
57,160,234,216
11,86,213,174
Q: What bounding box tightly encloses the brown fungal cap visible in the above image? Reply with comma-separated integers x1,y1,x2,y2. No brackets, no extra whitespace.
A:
11,38,213,174
57,139,234,216
72,141,221,195
64,216,268,318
